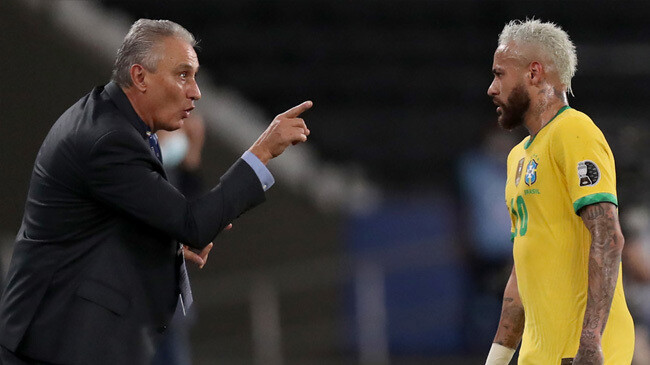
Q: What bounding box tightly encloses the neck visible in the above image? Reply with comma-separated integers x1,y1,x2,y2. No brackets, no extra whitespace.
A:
122,86,155,131
524,86,568,136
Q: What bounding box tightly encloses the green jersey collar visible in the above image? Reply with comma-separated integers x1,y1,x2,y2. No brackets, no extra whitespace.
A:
524,105,571,149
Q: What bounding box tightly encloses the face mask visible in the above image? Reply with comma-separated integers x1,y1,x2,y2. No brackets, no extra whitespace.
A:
159,132,189,168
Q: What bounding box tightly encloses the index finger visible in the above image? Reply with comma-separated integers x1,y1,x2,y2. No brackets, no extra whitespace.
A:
280,101,313,118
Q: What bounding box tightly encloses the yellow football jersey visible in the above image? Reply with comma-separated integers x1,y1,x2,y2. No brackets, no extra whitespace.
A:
505,106,634,364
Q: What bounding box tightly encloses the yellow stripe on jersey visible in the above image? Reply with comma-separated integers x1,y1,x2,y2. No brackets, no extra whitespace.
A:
504,107,634,364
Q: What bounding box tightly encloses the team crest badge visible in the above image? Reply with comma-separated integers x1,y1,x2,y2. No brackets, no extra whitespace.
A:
515,158,525,186
524,159,538,186
578,160,600,186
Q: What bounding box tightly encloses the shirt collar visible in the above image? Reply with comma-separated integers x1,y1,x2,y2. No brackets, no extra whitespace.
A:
104,81,151,139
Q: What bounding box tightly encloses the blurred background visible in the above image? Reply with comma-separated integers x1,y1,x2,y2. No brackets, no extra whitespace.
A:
2,0,650,364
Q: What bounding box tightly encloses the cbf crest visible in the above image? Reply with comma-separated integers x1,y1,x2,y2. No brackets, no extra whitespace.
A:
524,159,538,186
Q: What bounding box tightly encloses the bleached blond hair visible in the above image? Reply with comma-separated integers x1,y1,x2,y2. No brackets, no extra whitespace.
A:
499,19,577,95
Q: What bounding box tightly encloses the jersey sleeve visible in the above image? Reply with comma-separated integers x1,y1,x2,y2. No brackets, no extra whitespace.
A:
550,114,618,214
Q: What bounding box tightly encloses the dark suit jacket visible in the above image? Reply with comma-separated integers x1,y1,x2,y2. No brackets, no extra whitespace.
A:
0,82,265,364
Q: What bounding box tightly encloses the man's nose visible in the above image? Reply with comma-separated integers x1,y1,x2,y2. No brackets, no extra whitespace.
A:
188,81,201,101
487,79,498,96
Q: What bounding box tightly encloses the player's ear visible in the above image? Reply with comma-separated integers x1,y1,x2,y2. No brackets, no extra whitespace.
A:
529,61,543,86
130,64,147,92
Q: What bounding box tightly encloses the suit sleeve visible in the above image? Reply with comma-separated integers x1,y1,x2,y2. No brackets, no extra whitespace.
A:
86,129,265,248
550,117,618,215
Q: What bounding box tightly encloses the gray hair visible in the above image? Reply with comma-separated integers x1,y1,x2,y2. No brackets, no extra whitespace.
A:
499,19,577,95
112,19,196,88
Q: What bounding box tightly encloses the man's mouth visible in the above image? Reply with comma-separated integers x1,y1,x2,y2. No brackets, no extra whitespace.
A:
492,100,503,115
182,107,194,119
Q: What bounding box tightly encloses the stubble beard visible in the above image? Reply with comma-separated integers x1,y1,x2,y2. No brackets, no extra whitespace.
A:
496,83,530,131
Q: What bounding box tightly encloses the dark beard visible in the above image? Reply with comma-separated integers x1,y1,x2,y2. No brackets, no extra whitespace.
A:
497,83,530,130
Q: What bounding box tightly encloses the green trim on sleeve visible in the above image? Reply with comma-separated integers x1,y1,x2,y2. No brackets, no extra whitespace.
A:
573,193,618,215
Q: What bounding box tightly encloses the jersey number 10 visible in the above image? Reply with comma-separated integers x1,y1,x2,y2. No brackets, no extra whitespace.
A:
511,195,529,237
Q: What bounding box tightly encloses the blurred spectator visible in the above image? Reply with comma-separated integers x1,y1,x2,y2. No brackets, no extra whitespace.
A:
152,114,206,365
614,124,650,206
158,113,206,200
456,126,518,350
621,205,650,365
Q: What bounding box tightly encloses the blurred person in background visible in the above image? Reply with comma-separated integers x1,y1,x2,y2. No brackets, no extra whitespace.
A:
485,19,633,364
0,19,312,365
158,113,206,201
457,126,517,349
152,113,207,365
621,205,650,365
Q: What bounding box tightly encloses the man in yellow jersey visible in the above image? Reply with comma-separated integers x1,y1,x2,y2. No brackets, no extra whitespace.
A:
484,19,634,365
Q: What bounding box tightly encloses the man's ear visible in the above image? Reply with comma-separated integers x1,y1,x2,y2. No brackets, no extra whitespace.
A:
529,61,544,86
130,64,147,92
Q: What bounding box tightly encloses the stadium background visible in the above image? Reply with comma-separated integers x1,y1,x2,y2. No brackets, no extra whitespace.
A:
1,0,650,364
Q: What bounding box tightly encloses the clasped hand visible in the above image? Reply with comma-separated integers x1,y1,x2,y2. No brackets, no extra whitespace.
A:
182,223,232,268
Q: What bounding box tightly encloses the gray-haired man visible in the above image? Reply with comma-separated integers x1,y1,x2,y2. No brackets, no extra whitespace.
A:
0,19,312,365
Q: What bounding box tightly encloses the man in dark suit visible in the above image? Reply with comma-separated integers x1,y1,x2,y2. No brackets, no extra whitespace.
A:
0,19,311,365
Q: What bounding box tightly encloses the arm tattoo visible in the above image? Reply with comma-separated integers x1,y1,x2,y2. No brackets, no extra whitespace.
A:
495,302,525,348
493,269,525,350
576,202,624,363
582,204,605,221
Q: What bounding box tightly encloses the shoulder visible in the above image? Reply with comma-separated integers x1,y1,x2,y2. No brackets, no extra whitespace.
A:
73,87,142,149
45,86,144,166
547,108,610,153
550,108,604,140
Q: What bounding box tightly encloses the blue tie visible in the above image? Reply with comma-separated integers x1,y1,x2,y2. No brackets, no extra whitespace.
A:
147,131,193,314
147,131,163,162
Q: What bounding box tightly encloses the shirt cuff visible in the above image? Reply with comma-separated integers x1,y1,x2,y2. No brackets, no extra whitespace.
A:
241,150,274,191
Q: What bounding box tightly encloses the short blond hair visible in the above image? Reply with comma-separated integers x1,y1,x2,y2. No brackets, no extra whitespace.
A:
499,19,577,95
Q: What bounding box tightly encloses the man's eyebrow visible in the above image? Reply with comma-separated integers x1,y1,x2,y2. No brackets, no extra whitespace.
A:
175,63,199,72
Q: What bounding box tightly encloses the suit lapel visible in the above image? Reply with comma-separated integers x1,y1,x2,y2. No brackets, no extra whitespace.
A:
103,82,167,179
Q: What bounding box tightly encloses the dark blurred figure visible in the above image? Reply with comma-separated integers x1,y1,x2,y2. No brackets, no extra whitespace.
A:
152,113,207,365
457,126,517,350
158,113,206,200
621,205,650,365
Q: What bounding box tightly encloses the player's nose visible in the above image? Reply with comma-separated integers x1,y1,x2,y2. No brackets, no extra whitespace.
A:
487,79,499,96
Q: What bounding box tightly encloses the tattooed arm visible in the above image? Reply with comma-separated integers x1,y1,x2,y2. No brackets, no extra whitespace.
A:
494,265,525,349
485,265,524,364
574,202,625,365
